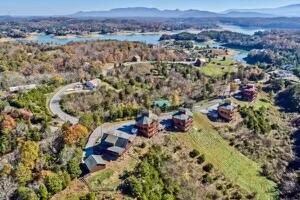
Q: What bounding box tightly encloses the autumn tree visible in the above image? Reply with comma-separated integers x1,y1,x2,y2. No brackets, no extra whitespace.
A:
63,124,89,145
171,90,181,106
20,141,39,169
1,115,16,133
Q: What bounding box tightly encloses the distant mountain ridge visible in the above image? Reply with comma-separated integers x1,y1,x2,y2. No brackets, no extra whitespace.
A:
224,4,300,17
71,4,300,18
71,7,275,18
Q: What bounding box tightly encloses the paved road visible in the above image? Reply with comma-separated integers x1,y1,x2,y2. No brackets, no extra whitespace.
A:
124,61,194,67
49,82,81,124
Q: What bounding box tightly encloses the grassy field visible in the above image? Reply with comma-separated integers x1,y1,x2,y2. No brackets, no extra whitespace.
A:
175,114,278,200
231,92,272,110
200,58,236,77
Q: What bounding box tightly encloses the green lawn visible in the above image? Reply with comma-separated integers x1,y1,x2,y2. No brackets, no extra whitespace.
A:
175,114,277,200
200,58,236,77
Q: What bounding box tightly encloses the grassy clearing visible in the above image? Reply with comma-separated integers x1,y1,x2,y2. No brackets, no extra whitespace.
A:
200,58,235,77
231,92,272,110
51,179,89,200
175,114,277,200
87,169,114,191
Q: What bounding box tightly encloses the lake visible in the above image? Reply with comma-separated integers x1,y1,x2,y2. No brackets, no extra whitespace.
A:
219,24,264,35
19,32,162,45
18,24,263,45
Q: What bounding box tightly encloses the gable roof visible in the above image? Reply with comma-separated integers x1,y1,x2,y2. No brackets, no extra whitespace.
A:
85,155,106,171
106,146,126,156
104,134,119,146
136,111,158,125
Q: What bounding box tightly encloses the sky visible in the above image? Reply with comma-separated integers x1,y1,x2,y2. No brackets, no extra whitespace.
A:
1,0,300,16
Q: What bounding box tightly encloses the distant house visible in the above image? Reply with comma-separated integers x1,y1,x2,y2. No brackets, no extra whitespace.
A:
86,79,99,90
217,101,236,122
194,58,206,67
84,155,107,173
242,84,257,102
234,79,241,85
152,99,171,110
131,55,141,62
136,111,159,138
9,84,37,93
172,108,193,132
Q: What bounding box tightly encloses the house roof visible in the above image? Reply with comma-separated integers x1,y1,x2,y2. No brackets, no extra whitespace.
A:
153,99,171,108
106,146,126,156
136,111,158,125
86,79,99,87
104,134,118,146
102,131,131,149
173,108,193,121
219,104,235,111
85,155,106,171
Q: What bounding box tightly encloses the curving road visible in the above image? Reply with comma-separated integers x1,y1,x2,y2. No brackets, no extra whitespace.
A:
49,82,81,124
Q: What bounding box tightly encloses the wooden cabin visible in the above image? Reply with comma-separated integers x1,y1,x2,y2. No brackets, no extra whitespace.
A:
242,84,258,102
135,111,159,138
218,102,236,122
172,108,193,132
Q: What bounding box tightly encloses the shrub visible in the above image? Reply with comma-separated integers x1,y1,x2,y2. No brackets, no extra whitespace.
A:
189,149,200,158
196,155,205,164
80,193,96,200
203,163,214,172
202,174,213,184
139,142,146,149
173,145,182,153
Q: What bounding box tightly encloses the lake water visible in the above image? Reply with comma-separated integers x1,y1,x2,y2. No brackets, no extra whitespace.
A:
219,24,264,35
16,24,258,62
18,24,262,45
20,33,162,45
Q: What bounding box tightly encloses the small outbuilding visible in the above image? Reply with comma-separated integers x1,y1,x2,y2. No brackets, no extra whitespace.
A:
84,155,107,173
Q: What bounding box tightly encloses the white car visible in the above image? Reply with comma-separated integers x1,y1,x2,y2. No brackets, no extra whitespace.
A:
131,128,138,134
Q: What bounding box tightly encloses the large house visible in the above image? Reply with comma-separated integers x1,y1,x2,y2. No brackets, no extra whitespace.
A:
84,129,136,173
172,108,193,132
135,111,159,138
101,130,134,158
218,101,236,122
242,84,258,102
